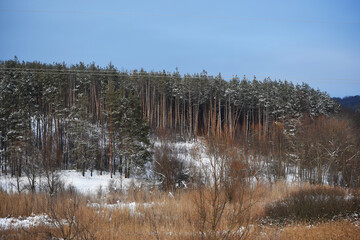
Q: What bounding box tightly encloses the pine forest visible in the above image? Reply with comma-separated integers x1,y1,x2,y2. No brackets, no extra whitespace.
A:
1,58,359,186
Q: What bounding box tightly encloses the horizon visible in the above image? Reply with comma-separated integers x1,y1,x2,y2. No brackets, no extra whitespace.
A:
1,0,359,98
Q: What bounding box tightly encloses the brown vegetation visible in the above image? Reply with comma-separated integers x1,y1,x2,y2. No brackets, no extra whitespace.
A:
264,185,360,223
1,182,359,239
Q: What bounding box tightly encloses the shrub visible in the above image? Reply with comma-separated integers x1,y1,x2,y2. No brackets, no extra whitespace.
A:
154,141,190,191
264,185,360,223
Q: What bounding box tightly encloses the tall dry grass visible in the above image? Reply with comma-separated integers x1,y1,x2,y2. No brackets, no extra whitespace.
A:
0,191,48,217
250,220,360,240
0,182,359,239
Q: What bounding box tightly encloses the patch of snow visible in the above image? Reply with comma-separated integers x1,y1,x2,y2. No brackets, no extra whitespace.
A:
87,200,154,216
60,170,142,195
0,214,57,230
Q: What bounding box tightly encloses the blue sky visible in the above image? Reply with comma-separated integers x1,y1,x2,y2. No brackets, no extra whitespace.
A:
0,0,359,97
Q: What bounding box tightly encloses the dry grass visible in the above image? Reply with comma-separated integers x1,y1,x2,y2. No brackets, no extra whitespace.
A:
250,220,360,240
249,181,310,219
0,182,359,239
281,221,360,240
0,191,48,217
263,184,360,223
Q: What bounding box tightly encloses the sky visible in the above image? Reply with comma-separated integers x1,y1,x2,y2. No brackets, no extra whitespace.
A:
0,0,359,97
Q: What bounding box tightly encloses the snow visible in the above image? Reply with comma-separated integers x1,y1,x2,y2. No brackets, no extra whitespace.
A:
0,214,55,230
154,138,212,174
87,200,155,216
60,170,142,195
0,170,143,196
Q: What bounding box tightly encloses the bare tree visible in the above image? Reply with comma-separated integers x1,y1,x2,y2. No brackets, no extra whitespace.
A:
23,146,42,193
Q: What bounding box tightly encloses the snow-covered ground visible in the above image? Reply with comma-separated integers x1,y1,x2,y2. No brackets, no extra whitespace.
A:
61,170,144,195
0,214,57,230
0,170,143,196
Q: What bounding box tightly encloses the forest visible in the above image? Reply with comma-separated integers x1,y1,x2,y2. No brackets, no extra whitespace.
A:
0,58,359,188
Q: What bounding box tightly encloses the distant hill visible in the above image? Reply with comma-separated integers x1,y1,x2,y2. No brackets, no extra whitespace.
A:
333,95,360,111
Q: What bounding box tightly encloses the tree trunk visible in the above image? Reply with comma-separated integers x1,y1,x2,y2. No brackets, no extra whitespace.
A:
217,97,222,136
194,94,200,138
188,90,192,136
109,106,113,178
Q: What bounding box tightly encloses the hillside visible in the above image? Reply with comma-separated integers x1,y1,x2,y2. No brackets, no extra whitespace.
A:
333,95,360,111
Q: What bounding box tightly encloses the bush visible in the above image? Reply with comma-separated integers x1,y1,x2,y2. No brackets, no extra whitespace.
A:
264,186,360,223
154,142,190,191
